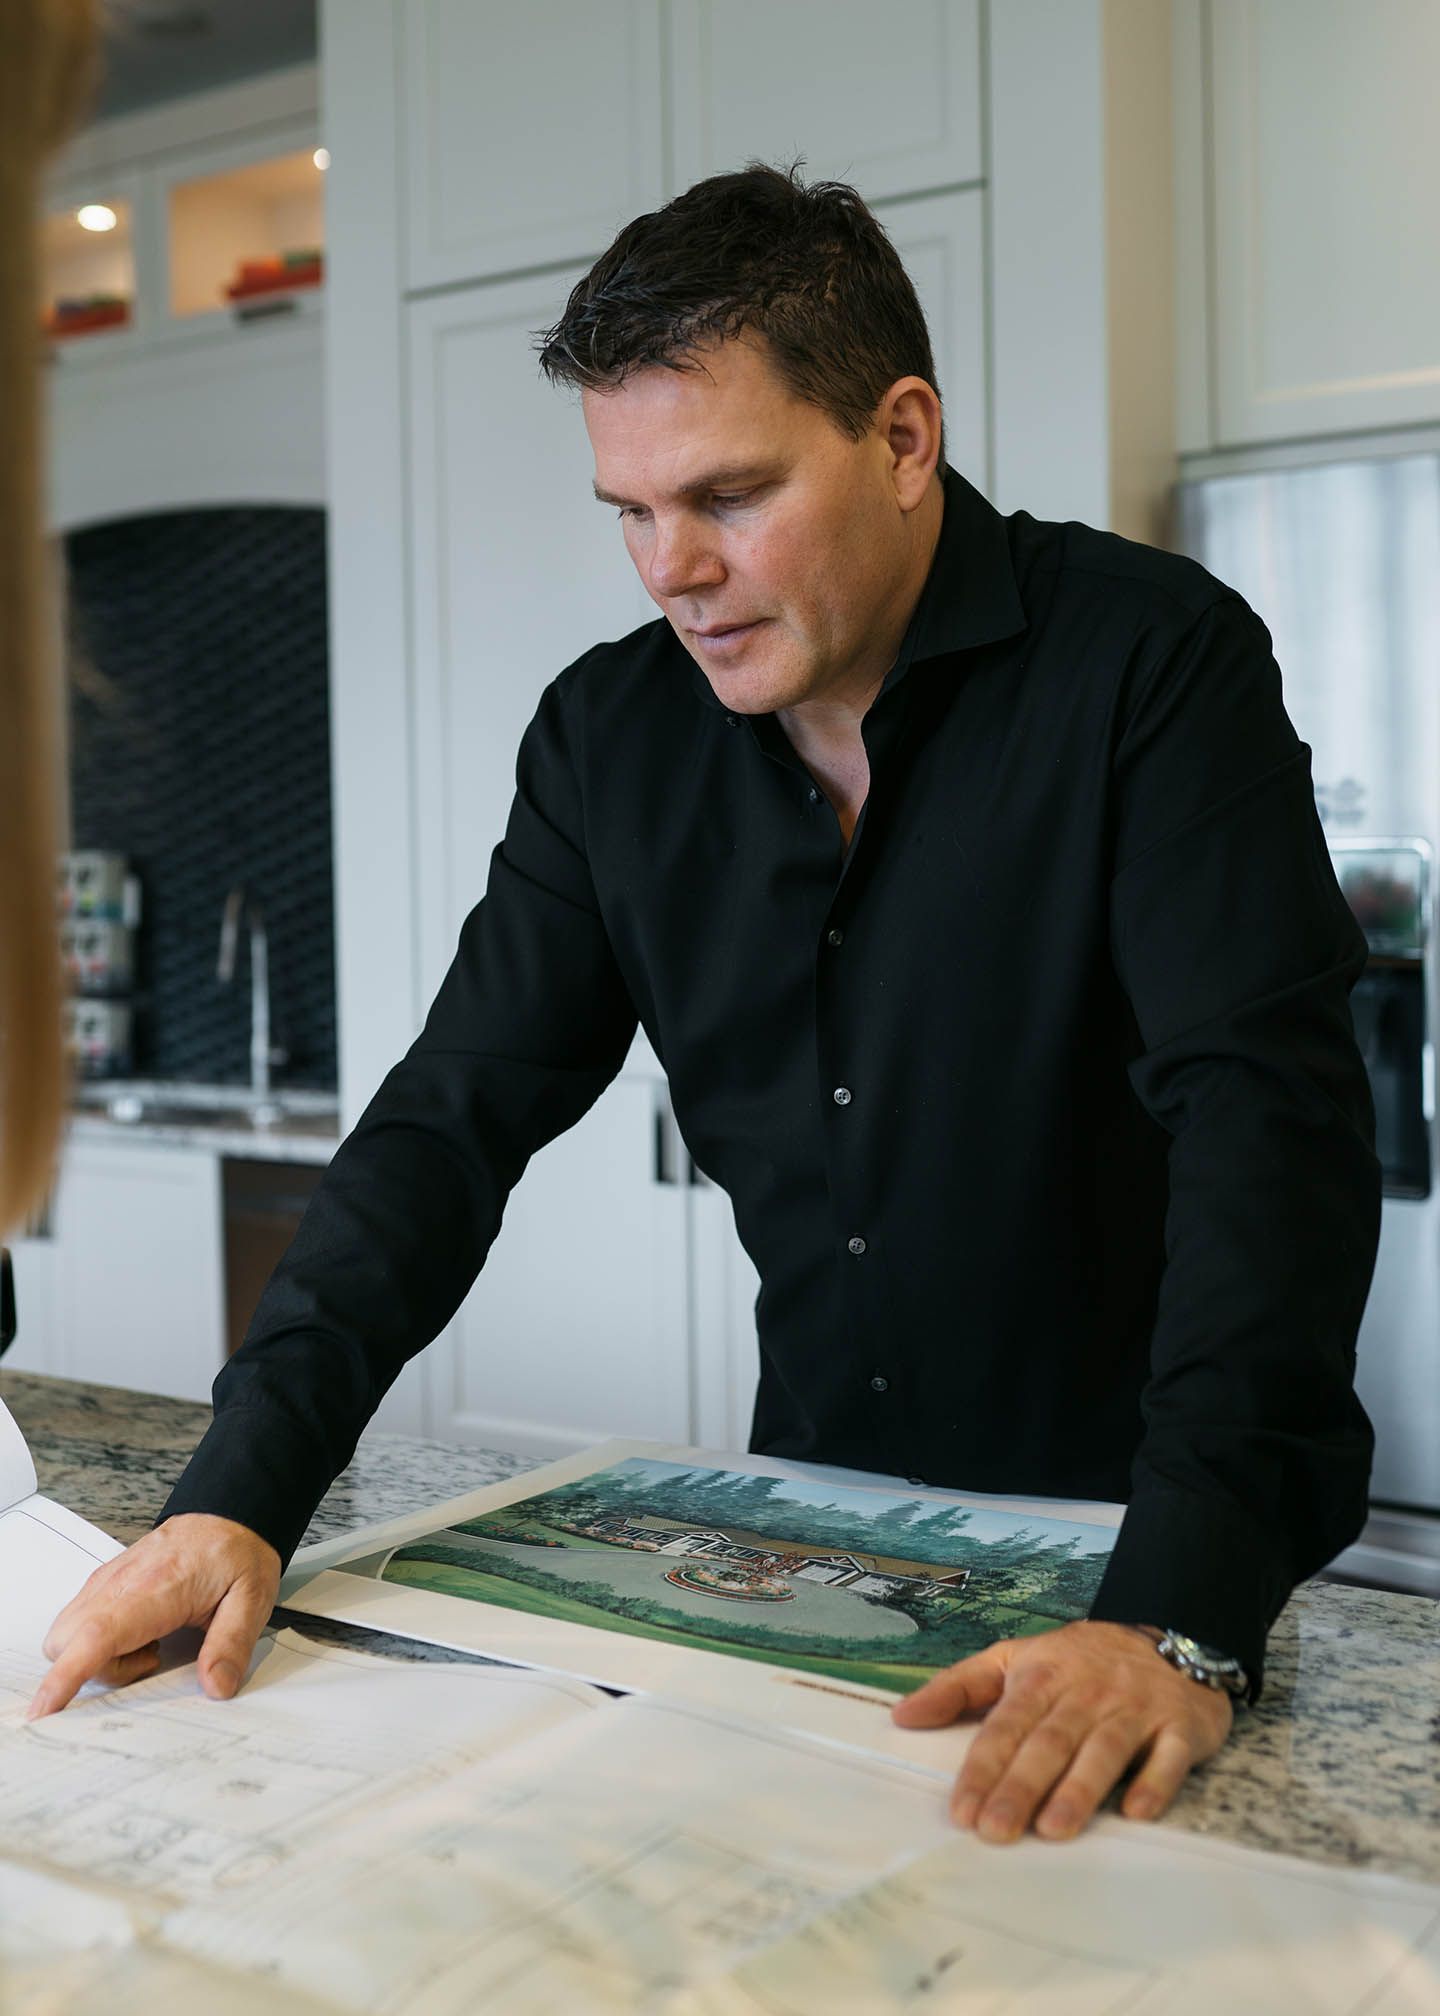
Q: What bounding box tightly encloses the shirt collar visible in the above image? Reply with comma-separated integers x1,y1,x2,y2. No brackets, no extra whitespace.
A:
677,462,1029,713
899,462,1029,670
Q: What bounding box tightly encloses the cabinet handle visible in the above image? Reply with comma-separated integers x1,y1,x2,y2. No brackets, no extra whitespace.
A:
653,1085,680,1186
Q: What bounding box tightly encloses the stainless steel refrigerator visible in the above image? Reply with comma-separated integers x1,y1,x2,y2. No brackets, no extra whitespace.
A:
1175,450,1440,1593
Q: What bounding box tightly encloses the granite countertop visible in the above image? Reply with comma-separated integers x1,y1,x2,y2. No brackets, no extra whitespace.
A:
4,1369,1438,1888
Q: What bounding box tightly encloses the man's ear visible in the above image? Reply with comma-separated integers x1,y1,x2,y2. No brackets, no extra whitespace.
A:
880,376,944,510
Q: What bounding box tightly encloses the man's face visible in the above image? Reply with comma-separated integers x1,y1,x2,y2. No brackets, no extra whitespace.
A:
584,334,918,716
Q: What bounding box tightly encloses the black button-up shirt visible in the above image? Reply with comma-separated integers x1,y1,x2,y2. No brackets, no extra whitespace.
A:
162,466,1381,1691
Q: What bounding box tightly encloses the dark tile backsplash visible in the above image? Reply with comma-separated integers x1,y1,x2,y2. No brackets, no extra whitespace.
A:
66,506,337,1089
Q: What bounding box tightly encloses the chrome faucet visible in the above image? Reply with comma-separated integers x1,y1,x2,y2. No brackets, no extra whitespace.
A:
217,885,287,1119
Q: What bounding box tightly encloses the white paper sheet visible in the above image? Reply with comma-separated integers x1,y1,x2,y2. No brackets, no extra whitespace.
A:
670,1822,1440,2015
282,1437,1124,1771
0,1626,607,1910
0,1397,125,1702
0,1858,339,2016
163,1688,960,2013
0,1494,124,1670
0,1396,39,1512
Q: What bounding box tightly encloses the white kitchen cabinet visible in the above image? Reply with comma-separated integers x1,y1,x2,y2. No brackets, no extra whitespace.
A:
54,1138,225,1404
49,313,324,533
399,0,665,293
44,68,326,529
1204,0,1440,446
405,265,671,1453
669,0,982,198
434,1075,691,1459
880,187,989,494
405,269,654,1009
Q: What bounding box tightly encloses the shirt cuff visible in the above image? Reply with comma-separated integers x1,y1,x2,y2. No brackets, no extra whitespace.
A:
1086,1484,1293,1701
155,1402,334,1570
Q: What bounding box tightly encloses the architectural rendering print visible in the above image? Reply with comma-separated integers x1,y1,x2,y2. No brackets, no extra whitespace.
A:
357,1460,1118,1694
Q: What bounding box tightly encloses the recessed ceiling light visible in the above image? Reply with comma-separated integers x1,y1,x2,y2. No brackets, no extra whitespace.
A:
77,204,118,232
313,147,330,171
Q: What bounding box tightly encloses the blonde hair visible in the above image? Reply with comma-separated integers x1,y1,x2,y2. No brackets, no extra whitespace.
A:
0,0,96,1234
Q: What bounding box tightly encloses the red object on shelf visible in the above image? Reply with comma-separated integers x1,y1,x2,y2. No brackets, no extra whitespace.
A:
224,255,324,302
45,298,131,337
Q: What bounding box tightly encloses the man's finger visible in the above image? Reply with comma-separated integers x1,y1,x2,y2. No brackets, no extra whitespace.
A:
1121,1726,1196,1822
965,1702,1117,1842
891,1648,1006,1728
27,1613,129,1719
29,1574,201,1719
95,1642,162,1688
41,1559,126,1660
1033,1712,1148,1840
197,1576,275,1699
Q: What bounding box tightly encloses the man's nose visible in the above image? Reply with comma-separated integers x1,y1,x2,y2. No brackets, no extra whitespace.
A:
646,519,724,600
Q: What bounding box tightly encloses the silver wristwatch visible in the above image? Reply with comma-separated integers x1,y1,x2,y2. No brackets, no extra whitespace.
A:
1155,1629,1251,1703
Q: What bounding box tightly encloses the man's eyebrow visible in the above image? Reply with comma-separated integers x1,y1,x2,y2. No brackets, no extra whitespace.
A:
592,464,780,508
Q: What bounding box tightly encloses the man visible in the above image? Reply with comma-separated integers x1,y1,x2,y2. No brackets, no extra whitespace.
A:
31,164,1380,1848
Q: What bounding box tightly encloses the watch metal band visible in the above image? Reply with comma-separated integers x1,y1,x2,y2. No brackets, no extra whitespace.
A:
1155,1628,1250,1703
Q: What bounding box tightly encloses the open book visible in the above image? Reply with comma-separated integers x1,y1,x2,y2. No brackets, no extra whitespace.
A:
3,1402,1439,2013
0,1396,124,1691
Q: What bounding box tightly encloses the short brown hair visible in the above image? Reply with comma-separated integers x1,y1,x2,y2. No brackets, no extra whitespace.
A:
536,159,944,464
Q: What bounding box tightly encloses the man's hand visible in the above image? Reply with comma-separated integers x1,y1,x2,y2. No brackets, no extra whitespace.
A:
891,1620,1233,1844
27,1514,281,1720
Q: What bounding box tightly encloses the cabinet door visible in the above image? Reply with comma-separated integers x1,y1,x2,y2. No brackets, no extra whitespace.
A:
54,1140,224,1404
406,271,654,1010
407,273,679,1455
437,1076,691,1459
689,1171,761,1455
881,187,989,495
669,0,981,198
399,0,665,292
1209,0,1440,443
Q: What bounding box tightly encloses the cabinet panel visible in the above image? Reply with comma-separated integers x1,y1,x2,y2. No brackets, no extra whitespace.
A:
400,0,665,292
670,0,981,198
881,187,988,495
55,1141,224,1404
407,274,674,1453
407,273,653,1007
441,1076,690,1458
689,1175,761,1455
1210,0,1440,444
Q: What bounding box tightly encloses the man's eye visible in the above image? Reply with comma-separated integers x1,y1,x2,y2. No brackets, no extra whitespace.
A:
711,493,753,509
616,506,646,522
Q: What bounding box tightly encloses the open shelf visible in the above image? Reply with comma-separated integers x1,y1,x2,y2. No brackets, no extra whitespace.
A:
169,145,325,322
41,196,135,341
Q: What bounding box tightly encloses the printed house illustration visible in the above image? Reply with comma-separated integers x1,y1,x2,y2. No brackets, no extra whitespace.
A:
583,1515,971,1601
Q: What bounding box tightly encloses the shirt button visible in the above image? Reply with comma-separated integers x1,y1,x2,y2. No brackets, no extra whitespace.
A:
826,927,844,947
847,1235,867,1255
833,1086,852,1106
870,1375,889,1393
808,785,822,803
725,713,739,727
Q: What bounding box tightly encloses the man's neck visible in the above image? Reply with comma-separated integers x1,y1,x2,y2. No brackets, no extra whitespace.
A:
776,474,945,845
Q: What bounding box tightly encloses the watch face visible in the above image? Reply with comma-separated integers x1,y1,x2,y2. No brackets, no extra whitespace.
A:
1162,1630,1247,1686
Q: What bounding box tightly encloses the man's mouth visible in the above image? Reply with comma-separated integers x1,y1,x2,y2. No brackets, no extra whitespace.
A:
690,619,766,649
